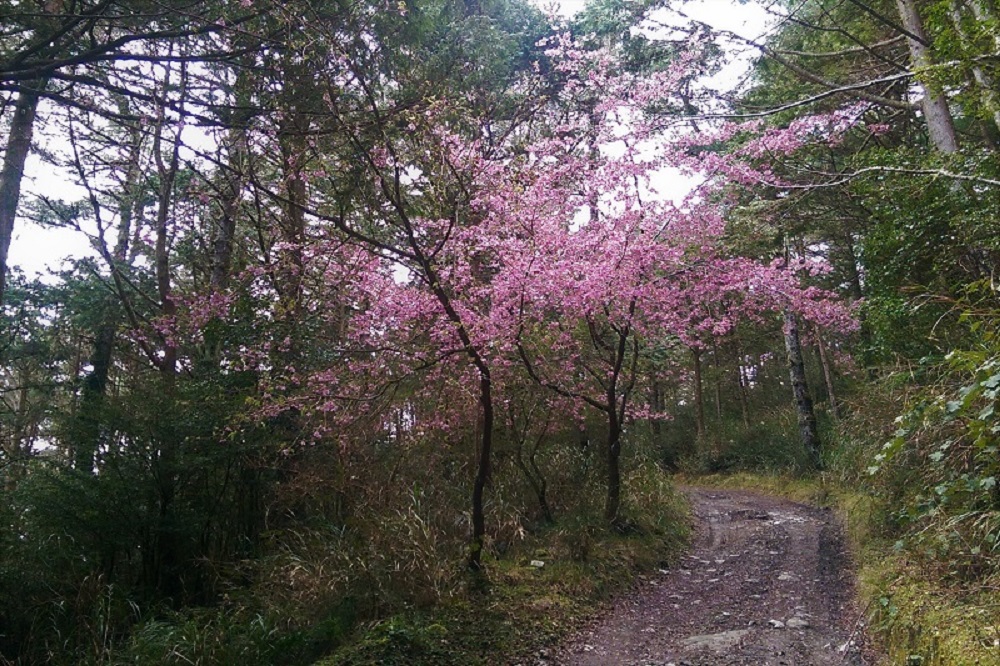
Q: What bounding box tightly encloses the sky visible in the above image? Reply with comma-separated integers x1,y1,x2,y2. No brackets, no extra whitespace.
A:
10,149,91,280
7,0,772,281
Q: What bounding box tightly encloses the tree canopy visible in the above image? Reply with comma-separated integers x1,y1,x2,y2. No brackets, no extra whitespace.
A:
1,0,997,663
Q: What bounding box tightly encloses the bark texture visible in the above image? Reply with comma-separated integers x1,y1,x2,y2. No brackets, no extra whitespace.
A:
949,0,1000,135
692,346,705,438
0,85,42,307
895,0,960,153
816,332,841,420
783,310,821,468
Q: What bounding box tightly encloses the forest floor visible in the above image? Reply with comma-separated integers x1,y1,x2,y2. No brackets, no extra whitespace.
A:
549,487,876,666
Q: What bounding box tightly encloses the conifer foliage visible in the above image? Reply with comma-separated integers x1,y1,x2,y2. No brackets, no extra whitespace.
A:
0,0,916,662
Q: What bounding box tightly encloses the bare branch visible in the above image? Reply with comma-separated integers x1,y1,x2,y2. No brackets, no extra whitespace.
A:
782,165,1000,189
750,37,915,110
681,71,916,121
775,35,906,59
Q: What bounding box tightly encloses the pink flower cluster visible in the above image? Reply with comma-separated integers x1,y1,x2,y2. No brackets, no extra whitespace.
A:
272,33,859,443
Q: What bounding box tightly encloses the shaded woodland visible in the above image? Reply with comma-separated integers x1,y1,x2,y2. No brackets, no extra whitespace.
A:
0,0,998,663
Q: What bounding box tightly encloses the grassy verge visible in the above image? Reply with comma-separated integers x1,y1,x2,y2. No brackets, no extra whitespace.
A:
680,472,1000,666
318,534,677,665
316,470,690,665
860,556,1000,666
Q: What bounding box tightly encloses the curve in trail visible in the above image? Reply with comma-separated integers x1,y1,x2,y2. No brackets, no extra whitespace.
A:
556,488,870,666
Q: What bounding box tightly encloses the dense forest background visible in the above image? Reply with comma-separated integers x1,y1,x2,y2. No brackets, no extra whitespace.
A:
0,0,998,663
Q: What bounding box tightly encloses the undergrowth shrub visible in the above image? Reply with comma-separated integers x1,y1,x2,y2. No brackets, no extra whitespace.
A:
1,390,687,666
121,608,282,665
320,459,688,666
623,460,690,543
676,407,815,474
836,284,1000,588
863,358,1000,582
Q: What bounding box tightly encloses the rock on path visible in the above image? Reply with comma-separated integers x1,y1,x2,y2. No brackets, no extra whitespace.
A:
554,488,870,666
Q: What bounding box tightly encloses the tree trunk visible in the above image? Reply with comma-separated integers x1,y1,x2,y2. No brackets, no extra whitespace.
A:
0,84,43,308
74,124,143,473
210,71,252,294
154,127,179,375
604,406,622,524
74,325,115,472
275,113,308,366
734,336,750,428
949,0,1000,136
711,339,723,421
0,0,65,311
421,272,496,569
967,0,1000,49
210,125,244,293
198,96,249,372
469,370,494,569
841,233,865,301
783,310,821,468
650,379,664,443
692,346,705,438
515,456,553,525
895,0,960,153
147,84,182,601
513,421,554,524
816,331,841,420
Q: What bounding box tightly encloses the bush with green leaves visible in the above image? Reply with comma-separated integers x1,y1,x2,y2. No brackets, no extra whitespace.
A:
861,286,1000,583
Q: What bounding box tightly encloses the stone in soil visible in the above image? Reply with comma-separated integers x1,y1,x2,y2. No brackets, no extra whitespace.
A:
556,488,872,666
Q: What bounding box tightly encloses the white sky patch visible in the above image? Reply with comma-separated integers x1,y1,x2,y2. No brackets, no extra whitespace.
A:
539,0,587,17
683,0,771,38
569,204,590,232
11,149,95,281
669,0,772,96
9,87,221,281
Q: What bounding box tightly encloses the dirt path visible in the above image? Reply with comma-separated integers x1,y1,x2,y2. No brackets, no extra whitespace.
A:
553,488,871,666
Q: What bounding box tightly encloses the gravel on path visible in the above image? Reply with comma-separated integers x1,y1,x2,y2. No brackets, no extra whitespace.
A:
551,488,873,666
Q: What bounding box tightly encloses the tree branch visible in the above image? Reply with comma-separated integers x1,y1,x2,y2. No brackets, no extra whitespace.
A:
782,165,1000,189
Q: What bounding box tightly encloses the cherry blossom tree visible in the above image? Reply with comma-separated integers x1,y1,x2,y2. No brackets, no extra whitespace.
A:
287,31,858,550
